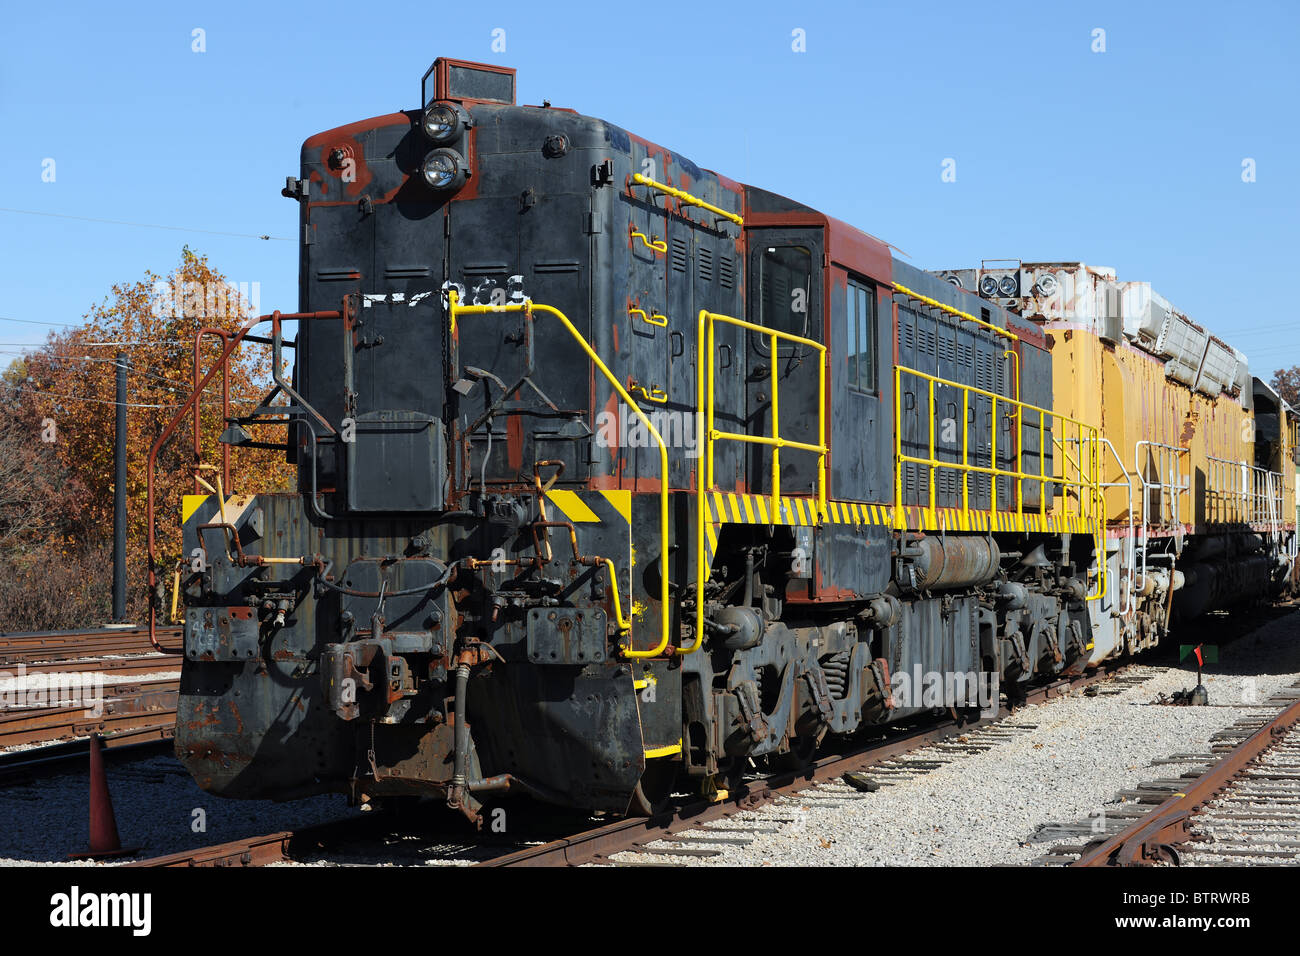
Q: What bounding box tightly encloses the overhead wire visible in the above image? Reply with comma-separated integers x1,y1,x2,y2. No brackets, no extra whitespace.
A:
0,206,288,241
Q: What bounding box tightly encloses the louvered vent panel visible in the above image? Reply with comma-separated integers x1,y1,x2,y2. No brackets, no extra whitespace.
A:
671,236,688,273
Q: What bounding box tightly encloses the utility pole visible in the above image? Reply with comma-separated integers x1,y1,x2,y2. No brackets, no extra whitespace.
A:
112,352,127,622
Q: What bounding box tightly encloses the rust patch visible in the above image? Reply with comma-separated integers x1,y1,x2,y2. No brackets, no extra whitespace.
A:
506,413,524,471
315,135,373,199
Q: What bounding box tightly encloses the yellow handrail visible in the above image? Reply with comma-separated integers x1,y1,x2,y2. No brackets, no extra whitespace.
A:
628,306,668,328
630,227,666,253
601,558,632,633
448,290,672,658
893,282,1018,344
631,173,743,227
695,308,828,652
628,379,668,404
894,364,1107,601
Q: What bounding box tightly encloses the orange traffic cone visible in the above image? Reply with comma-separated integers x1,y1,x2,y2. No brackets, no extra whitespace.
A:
68,734,138,860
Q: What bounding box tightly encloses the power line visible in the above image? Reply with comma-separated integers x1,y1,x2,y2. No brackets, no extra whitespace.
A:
1,381,182,409
0,207,289,241
29,353,270,402
0,315,80,328
0,337,280,347
1,380,284,412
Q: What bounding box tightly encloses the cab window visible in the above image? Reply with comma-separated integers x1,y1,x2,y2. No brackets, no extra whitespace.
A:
758,245,812,339
846,278,877,393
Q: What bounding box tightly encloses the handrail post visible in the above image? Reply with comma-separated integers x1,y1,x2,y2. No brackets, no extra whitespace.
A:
696,309,708,664
706,313,716,490
991,395,998,513
1039,409,1046,519
927,377,936,517
817,337,827,522
769,330,781,517
961,388,969,516
895,365,904,529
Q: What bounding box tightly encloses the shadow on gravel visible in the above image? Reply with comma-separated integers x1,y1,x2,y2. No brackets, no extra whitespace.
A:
0,754,359,865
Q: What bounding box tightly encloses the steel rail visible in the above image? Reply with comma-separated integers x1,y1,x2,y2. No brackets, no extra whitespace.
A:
1072,694,1300,866
0,678,178,748
14,655,182,677
480,664,1128,867
0,725,175,785
119,664,1127,868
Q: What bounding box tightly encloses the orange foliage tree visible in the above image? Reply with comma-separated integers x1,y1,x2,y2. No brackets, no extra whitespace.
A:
4,247,294,625
1272,367,1300,409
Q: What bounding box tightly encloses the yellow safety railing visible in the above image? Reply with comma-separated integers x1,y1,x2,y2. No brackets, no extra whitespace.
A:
629,227,667,254
628,378,668,404
894,365,1107,600
448,290,672,658
892,282,1018,344
628,305,668,328
631,173,744,227
695,309,828,649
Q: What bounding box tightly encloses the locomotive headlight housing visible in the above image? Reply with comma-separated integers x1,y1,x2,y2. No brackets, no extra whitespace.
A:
421,148,469,191
421,103,466,144
1034,272,1060,297
997,274,1018,297
978,275,999,297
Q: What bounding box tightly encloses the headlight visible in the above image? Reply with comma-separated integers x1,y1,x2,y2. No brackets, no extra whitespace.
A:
997,274,1018,296
421,149,467,190
421,104,461,144
978,275,999,297
1035,273,1060,297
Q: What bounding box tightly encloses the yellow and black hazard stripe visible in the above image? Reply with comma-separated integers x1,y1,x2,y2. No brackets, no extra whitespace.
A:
542,488,631,526
700,490,1097,575
182,493,258,526
541,489,634,580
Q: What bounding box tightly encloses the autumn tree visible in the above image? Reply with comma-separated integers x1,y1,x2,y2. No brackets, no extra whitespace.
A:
1272,367,1300,409
2,247,294,627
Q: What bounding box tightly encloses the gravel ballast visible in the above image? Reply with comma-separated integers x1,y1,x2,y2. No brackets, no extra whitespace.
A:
4,611,1298,867
608,609,1300,867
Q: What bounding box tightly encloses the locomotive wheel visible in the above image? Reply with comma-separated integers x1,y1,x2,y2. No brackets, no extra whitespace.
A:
627,760,676,816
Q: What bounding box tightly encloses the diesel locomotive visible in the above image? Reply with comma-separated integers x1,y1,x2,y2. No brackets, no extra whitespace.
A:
148,57,1298,822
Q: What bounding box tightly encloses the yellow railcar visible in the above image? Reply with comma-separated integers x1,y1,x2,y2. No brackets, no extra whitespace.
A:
934,262,1297,662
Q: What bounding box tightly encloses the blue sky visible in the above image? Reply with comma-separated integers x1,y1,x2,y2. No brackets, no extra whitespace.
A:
1,0,1296,373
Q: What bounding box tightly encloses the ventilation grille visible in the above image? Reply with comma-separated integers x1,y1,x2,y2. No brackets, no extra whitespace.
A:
534,259,580,274
720,255,735,290
317,267,361,282
698,246,713,284
463,262,508,276
937,329,956,364
384,265,430,279
671,236,688,273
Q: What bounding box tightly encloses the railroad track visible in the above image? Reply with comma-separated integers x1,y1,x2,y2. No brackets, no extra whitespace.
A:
0,724,176,785
0,677,178,749
123,662,1141,868
14,654,183,677
0,625,181,768
0,625,182,665
1063,679,1300,866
